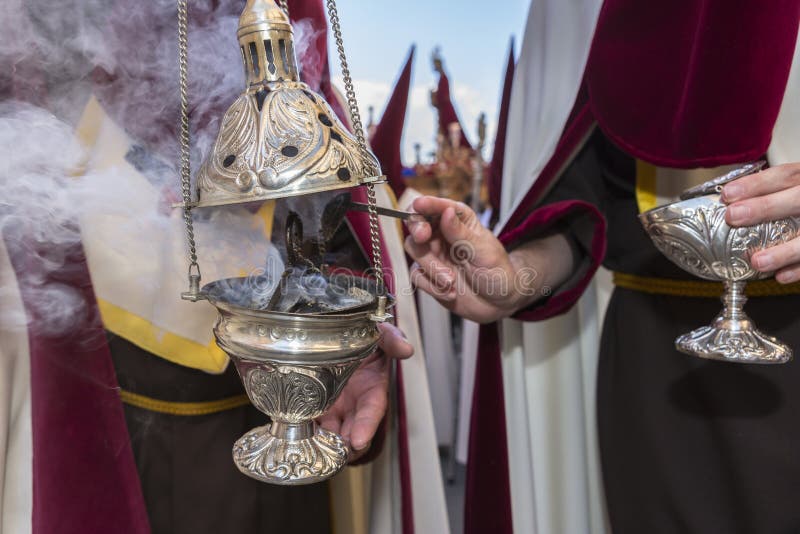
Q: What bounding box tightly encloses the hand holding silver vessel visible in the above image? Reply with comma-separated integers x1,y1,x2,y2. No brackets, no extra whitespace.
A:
640,162,800,363
721,162,800,283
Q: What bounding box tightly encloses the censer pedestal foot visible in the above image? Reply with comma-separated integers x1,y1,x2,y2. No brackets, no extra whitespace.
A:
675,281,792,364
232,420,349,485
676,323,792,364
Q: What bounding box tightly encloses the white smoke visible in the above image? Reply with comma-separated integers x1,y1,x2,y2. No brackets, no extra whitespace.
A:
0,103,89,337
0,101,284,338
0,0,305,336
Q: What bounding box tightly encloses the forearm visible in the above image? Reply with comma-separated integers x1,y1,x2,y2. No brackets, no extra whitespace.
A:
507,232,575,313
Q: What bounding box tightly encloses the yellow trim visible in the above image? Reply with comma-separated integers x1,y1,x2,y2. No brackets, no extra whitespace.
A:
635,160,658,213
75,97,105,148
119,389,250,416
71,96,105,177
98,298,229,374
99,200,274,373
75,98,279,374
613,272,800,298
255,199,276,238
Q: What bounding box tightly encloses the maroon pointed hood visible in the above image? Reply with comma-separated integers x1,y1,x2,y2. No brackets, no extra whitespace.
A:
370,46,415,197
488,39,515,215
433,60,472,150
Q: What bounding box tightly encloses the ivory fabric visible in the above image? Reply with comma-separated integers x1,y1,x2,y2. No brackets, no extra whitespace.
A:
769,30,800,167
400,188,457,448
455,208,494,464
498,0,604,230
377,185,451,534
76,97,279,374
0,240,33,534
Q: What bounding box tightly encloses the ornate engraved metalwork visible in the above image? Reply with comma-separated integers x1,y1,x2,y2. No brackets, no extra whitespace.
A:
203,275,388,484
191,0,383,208
640,165,800,364
244,361,359,422
247,366,326,422
195,82,381,206
232,424,348,485
177,0,393,485
676,326,788,363
643,197,799,282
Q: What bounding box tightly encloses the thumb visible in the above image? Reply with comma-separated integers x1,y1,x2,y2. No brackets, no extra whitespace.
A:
439,204,478,246
377,323,414,359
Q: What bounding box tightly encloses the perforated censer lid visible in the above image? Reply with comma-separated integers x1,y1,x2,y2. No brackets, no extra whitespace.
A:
192,0,384,208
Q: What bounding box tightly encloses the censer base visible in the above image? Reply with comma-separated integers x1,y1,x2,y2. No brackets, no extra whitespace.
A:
233,420,349,485
675,317,793,364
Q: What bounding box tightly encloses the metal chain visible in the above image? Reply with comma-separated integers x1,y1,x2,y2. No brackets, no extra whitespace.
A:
325,0,384,290
363,182,383,287
178,0,203,299
277,0,289,16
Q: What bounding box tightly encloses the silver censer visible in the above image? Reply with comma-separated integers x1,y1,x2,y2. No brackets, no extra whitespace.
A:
640,162,800,364
173,0,392,485
204,277,389,484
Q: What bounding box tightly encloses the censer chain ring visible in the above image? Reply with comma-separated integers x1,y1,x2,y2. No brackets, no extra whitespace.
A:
177,0,205,301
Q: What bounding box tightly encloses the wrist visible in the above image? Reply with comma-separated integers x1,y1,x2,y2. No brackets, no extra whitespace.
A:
506,248,542,313
505,233,574,315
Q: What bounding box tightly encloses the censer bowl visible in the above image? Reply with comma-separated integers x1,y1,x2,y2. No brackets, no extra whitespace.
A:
639,192,800,364
203,276,387,485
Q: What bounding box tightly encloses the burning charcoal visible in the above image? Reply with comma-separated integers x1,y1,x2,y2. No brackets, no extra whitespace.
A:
265,267,304,312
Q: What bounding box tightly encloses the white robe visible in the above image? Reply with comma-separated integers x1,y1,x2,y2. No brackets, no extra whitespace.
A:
0,240,33,534
370,185,452,534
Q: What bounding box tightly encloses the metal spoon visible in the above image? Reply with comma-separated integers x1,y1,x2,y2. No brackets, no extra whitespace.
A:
331,192,433,223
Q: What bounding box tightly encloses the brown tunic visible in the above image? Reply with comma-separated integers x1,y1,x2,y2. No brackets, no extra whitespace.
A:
109,334,332,534
546,130,800,534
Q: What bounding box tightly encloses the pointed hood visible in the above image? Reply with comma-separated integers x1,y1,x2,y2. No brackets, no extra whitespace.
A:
488,39,515,215
371,46,415,197
432,53,472,150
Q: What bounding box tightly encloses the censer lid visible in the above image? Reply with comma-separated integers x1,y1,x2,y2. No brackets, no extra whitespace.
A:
679,160,765,200
191,0,384,208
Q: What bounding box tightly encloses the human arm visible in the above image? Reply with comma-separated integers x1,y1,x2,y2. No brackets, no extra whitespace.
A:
403,196,576,324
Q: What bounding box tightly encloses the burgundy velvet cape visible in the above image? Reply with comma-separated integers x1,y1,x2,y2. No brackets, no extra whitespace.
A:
2,6,151,532
464,2,800,533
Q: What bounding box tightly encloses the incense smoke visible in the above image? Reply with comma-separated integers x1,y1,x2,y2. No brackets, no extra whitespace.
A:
0,0,337,336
